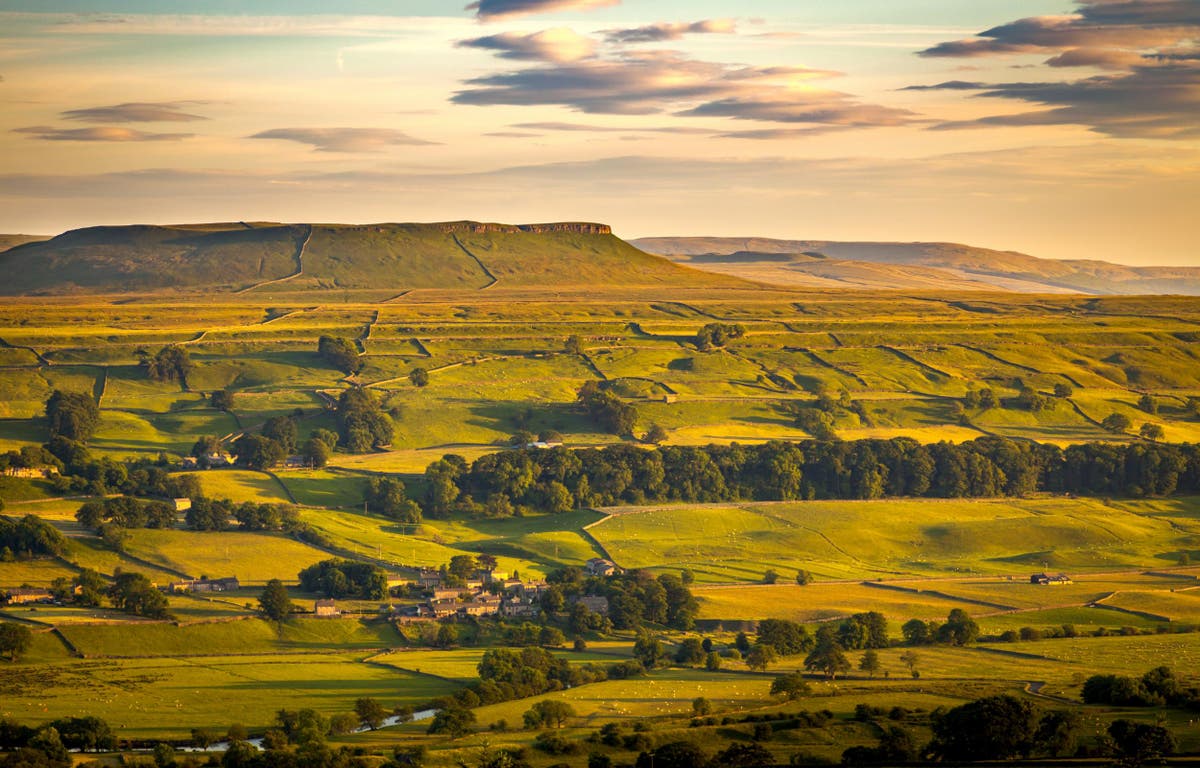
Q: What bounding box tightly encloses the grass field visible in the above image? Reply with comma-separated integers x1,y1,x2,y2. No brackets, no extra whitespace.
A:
5,293,1200,757
589,497,1200,582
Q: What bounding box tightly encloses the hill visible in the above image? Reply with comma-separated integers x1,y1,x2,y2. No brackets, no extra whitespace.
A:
0,221,742,295
632,237,1200,295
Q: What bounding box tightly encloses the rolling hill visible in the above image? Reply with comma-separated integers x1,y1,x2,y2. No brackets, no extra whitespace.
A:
0,221,742,295
632,237,1200,295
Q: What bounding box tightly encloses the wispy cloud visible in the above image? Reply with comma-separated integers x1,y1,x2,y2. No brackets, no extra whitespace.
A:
466,0,619,22
458,28,596,62
915,0,1200,138
249,127,437,152
14,126,192,142
602,19,736,44
61,101,208,123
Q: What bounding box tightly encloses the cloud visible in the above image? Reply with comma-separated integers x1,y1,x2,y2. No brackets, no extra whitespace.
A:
248,128,437,152
453,50,914,129
458,28,596,62
61,102,208,123
466,0,619,22
603,19,736,44
13,126,193,142
514,121,716,134
915,0,1200,139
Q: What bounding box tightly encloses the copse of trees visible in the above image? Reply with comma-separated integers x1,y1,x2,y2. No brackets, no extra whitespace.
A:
576,381,637,436
75,496,175,532
428,436,1200,513
364,477,422,523
186,498,299,532
45,390,100,443
318,335,362,375
336,388,394,453
696,322,746,351
144,345,191,385
0,515,67,560
108,571,171,619
298,559,387,600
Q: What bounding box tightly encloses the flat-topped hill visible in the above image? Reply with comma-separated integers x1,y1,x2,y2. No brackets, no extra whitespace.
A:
0,221,741,295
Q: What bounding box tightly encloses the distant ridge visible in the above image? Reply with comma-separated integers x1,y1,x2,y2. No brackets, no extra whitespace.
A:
632,236,1200,296
0,221,739,295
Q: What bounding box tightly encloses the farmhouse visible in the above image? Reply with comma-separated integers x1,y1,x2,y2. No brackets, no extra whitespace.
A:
314,599,340,617
1031,572,1073,586
172,498,192,512
168,576,240,593
5,587,53,605
586,557,619,577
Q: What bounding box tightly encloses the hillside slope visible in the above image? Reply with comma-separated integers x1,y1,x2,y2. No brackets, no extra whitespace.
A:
0,221,742,295
632,237,1200,295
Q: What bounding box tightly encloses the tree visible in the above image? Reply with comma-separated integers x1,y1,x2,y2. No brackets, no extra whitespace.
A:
145,345,192,386
365,476,422,523
262,416,298,455
712,742,773,768
1107,719,1174,767
1138,394,1159,414
232,433,284,470
427,706,475,739
258,579,294,622
1103,412,1132,433
1034,710,1081,758
318,336,362,375
804,637,850,679
859,649,881,678
633,633,665,669
795,569,812,585
108,571,170,619
769,672,810,700
0,623,33,661
191,728,216,750
409,368,430,387
639,741,709,768
705,651,722,671
644,424,669,445
1053,383,1073,398
45,390,101,443
1140,423,1165,441
674,638,706,666
745,644,778,672
355,698,387,730
901,618,932,645
691,697,711,716
937,608,979,646
928,695,1038,761
762,569,779,584
210,390,236,411
523,700,575,729
564,335,583,355
300,437,331,468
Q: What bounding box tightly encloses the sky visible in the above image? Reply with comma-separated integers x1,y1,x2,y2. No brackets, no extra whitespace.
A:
0,0,1197,265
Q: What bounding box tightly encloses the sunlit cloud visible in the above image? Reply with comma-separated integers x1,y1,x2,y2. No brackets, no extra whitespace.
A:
602,19,737,44
249,128,438,153
458,28,596,62
61,101,208,123
14,125,193,141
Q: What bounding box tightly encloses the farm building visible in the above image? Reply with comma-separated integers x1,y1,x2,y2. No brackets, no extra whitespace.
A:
1031,572,1073,585
586,558,619,577
172,498,192,512
5,587,53,605
314,599,340,617
168,577,240,593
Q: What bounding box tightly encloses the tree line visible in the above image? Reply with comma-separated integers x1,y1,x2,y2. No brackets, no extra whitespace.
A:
416,437,1200,514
